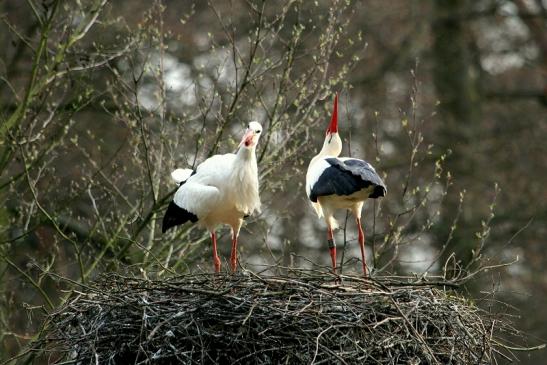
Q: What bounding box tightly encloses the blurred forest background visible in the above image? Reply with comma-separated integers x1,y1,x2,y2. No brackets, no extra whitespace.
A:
0,0,545,363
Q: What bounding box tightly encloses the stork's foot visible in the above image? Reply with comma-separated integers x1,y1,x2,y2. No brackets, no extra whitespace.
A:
230,257,237,273
329,246,337,274
362,261,369,278
211,232,221,273
230,236,239,273
213,257,221,273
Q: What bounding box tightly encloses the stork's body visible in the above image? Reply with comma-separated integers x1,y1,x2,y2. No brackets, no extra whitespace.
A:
306,95,386,276
162,122,263,272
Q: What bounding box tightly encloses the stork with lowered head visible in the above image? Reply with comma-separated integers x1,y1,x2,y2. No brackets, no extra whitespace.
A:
162,122,263,273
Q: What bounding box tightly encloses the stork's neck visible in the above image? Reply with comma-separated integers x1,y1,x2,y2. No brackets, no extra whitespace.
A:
232,144,260,215
317,132,342,158
236,145,257,163
308,132,342,168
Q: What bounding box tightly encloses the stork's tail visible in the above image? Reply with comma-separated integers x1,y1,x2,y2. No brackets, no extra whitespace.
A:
162,201,198,233
171,168,193,184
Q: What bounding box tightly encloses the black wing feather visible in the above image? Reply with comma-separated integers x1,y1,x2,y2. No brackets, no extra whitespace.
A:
162,168,198,233
162,201,198,233
335,158,386,198
309,158,386,202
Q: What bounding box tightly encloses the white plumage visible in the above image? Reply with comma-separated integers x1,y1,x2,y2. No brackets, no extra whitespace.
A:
305,158,331,220
170,168,193,184
173,152,261,229
305,95,386,276
162,121,263,272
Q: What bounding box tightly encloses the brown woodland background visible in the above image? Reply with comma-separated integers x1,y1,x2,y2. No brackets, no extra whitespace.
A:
0,0,546,363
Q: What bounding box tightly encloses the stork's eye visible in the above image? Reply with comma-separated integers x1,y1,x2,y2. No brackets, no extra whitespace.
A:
256,130,261,134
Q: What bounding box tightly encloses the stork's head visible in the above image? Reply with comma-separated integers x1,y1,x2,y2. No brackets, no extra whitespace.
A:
321,94,342,157
239,121,263,149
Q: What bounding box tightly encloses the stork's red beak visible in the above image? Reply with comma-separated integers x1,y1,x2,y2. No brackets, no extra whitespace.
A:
239,129,254,148
326,94,338,135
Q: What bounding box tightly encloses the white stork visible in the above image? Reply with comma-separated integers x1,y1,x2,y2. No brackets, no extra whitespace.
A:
162,122,263,273
305,95,386,276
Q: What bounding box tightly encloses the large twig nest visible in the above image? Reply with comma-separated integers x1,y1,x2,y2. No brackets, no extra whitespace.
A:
43,271,514,364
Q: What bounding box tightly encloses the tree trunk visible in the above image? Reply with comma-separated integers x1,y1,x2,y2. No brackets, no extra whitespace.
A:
432,0,482,267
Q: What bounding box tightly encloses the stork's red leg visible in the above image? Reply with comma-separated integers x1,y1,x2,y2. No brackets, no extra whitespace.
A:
211,232,221,273
230,232,238,272
356,218,367,277
327,226,337,274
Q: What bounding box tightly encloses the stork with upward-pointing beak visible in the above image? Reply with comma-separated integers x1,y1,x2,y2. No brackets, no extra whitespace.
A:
162,122,263,273
306,95,386,276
